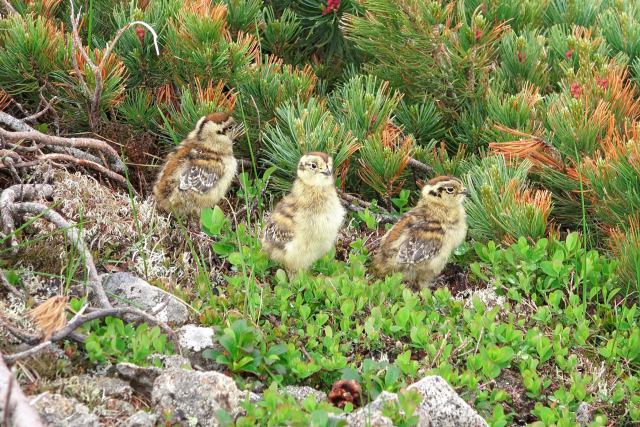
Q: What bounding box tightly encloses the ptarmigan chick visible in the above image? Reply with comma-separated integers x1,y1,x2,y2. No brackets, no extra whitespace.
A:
261,152,346,275
153,112,241,218
373,176,468,288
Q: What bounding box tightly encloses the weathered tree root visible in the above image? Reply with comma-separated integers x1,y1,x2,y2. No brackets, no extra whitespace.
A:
0,111,126,176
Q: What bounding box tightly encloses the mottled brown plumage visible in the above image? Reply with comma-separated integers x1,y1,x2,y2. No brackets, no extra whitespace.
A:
153,113,242,218
261,153,346,275
373,176,469,288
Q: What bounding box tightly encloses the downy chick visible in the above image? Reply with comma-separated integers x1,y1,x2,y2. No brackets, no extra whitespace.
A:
373,176,469,288
153,112,241,218
261,152,346,275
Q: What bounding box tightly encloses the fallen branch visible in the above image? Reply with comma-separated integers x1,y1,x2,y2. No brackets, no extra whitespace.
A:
0,120,123,171
0,184,54,252
1,320,85,346
0,269,23,299
0,184,111,308
408,157,433,175
12,201,111,309
0,352,45,427
13,153,126,186
339,191,397,225
3,306,178,364
22,96,57,123
0,0,16,16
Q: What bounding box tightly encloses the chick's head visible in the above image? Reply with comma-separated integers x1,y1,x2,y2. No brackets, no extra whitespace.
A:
296,152,335,187
193,112,243,146
420,175,469,207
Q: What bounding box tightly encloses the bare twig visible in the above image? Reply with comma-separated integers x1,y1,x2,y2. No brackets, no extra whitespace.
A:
3,306,178,364
0,184,111,308
0,269,23,299
0,156,22,183
3,342,54,364
0,111,31,132
69,1,159,130
46,145,109,166
0,111,126,176
13,153,126,186
338,191,397,225
0,184,54,252
11,201,112,309
0,0,17,16
1,320,84,346
22,97,57,123
0,352,45,427
408,157,433,175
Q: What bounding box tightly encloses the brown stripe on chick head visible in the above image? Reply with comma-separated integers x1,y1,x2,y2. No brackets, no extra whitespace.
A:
427,175,461,185
206,111,230,123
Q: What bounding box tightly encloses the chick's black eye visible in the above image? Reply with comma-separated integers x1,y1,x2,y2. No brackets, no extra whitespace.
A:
445,187,454,193
311,163,317,169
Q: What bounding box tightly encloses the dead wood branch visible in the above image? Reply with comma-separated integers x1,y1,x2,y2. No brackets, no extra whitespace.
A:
0,269,23,299
46,145,108,167
3,306,178,364
0,184,54,252
0,0,17,16
408,157,433,175
339,191,397,225
0,184,112,308
0,111,126,179
11,201,112,309
0,352,45,427
0,117,123,169
69,0,159,130
13,153,126,186
22,97,57,123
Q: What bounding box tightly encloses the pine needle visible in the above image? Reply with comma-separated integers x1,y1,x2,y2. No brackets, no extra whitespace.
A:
27,295,69,339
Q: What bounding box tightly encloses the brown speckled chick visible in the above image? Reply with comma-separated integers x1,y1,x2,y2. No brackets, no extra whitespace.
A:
153,112,241,218
261,152,346,275
373,176,469,288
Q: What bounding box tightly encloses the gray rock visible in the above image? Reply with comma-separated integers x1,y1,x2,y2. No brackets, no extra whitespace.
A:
124,410,159,427
85,375,134,399
345,377,487,427
178,324,216,352
102,272,189,325
576,402,592,426
30,392,99,427
177,324,223,370
152,368,242,426
281,385,327,403
152,354,192,369
247,391,262,404
112,362,163,398
112,356,191,398
456,287,506,312
345,391,399,427
407,376,488,427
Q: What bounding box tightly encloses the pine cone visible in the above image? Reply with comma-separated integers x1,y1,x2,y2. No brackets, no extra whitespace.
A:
328,379,362,409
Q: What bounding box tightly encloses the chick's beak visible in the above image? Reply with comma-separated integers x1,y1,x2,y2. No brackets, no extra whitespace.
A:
460,188,470,196
323,168,333,176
